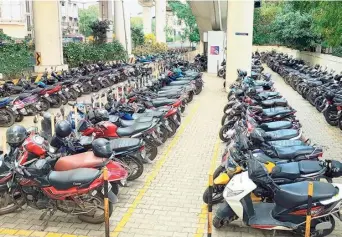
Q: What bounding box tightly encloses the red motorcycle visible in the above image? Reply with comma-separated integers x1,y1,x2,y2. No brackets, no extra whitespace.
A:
1,149,117,224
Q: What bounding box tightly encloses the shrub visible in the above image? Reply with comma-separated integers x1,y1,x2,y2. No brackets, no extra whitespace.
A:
63,40,127,67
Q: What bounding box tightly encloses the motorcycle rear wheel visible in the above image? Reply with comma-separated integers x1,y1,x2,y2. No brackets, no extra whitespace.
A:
15,113,24,122
202,185,225,204
50,94,62,108
324,107,339,126
39,99,50,111
69,89,78,101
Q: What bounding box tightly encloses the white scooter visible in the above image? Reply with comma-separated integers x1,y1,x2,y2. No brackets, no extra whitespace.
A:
214,157,342,237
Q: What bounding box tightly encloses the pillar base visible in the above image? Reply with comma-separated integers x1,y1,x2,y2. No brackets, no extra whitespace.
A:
34,64,69,73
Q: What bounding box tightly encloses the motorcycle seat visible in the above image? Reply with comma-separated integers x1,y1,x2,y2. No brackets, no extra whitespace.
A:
169,81,190,86
299,160,324,174
271,162,301,179
152,99,177,107
262,107,293,117
108,138,141,152
261,98,287,107
265,129,300,141
268,140,305,147
132,110,164,119
48,167,101,190
120,116,153,127
55,152,106,171
258,92,279,100
25,88,44,94
274,181,337,209
177,77,195,81
46,85,55,90
157,90,182,96
116,122,152,136
18,93,32,99
259,121,292,131
275,145,315,159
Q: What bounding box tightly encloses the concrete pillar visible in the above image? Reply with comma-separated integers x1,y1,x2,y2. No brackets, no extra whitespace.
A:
114,0,131,54
124,1,132,54
225,0,254,91
155,0,166,43
198,40,204,54
33,1,67,72
142,7,152,35
99,0,114,42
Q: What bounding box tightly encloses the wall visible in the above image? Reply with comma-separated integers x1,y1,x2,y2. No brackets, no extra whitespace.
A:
253,45,342,73
207,31,225,74
0,23,27,38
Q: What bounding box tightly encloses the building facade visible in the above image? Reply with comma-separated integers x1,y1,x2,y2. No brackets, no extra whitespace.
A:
0,0,33,39
0,0,79,39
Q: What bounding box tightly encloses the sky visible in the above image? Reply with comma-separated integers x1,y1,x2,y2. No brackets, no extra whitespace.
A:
79,0,146,17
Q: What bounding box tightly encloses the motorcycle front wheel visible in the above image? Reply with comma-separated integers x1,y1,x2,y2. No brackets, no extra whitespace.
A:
0,108,15,127
324,107,339,126
120,156,144,181
0,189,26,215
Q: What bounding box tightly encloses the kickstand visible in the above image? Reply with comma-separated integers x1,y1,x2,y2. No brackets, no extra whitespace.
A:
40,209,55,231
272,230,277,237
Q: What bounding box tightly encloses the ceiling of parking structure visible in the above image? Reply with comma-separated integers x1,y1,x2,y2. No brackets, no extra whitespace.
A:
189,0,228,39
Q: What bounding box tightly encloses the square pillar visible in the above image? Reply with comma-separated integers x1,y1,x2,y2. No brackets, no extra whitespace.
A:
225,0,254,91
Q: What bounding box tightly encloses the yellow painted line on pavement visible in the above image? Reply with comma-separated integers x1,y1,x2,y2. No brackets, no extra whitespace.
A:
0,105,198,237
194,135,221,237
111,103,200,236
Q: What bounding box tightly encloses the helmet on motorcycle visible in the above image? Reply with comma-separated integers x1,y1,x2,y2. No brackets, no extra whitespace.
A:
95,109,109,122
92,138,112,158
247,88,257,97
55,120,72,138
6,125,28,147
326,91,335,101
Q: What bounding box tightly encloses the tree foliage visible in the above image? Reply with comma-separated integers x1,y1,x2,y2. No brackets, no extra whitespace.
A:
168,0,200,43
79,5,99,37
90,20,110,44
131,17,143,29
131,26,144,48
254,1,342,49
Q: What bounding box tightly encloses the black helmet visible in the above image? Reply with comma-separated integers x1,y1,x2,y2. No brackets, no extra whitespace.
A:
55,120,72,138
6,125,27,147
95,109,109,122
92,138,112,158
247,88,256,97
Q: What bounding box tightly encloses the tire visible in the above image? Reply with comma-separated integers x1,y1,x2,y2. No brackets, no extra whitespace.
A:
50,94,62,108
145,144,158,161
122,155,144,181
39,99,50,111
314,97,325,112
202,185,225,204
213,216,225,229
15,113,24,122
82,84,92,94
69,89,78,101
195,85,202,95
218,69,225,77
77,192,113,224
324,107,339,126
167,118,178,137
223,104,232,113
296,215,335,237
187,91,194,103
0,108,15,127
221,113,228,126
110,183,119,195
219,123,235,142
92,81,101,92
0,189,26,215
61,95,68,105
159,126,169,143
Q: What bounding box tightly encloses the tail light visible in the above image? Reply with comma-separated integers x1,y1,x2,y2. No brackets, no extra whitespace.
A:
172,100,181,108
14,100,25,109
139,145,145,152
317,152,323,158
328,100,333,105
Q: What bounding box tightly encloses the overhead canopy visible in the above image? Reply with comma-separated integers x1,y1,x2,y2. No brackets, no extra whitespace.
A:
188,1,228,40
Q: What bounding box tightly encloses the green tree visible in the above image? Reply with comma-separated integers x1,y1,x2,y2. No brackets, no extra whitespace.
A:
271,4,319,50
79,5,99,37
168,0,200,44
131,26,144,47
90,20,110,44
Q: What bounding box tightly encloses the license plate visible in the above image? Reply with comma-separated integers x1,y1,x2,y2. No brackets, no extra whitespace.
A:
44,94,49,97
101,182,112,195
58,91,62,94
